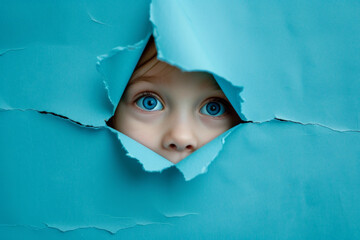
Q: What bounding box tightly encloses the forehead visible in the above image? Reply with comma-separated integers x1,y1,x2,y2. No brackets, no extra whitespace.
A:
130,57,220,90
128,38,221,90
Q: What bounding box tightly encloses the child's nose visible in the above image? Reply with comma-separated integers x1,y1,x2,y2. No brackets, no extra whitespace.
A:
162,122,199,152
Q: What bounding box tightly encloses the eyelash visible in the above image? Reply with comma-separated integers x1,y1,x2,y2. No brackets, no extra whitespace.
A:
136,91,158,99
200,98,230,118
134,91,164,111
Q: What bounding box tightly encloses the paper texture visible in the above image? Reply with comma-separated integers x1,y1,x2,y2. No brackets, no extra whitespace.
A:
1,0,359,239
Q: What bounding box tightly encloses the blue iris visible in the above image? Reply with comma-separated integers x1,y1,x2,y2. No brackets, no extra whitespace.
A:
200,101,225,116
136,96,163,111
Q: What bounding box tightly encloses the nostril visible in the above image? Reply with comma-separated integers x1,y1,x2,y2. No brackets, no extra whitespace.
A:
185,145,193,150
168,143,194,151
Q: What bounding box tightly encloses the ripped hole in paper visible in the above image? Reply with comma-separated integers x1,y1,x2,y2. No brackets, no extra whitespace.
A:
106,37,245,167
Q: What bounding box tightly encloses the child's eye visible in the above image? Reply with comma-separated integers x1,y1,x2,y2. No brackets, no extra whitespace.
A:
136,95,164,111
200,101,226,116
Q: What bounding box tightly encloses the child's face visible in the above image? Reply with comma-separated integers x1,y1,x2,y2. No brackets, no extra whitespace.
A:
112,42,241,164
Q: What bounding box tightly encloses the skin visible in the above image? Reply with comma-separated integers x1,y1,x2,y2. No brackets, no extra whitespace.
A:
112,40,241,164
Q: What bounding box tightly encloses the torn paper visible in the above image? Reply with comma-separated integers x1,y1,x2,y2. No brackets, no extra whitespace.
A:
1,110,360,239
1,0,360,239
150,0,360,131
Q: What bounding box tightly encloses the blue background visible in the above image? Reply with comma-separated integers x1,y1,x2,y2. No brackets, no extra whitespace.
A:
1,0,359,239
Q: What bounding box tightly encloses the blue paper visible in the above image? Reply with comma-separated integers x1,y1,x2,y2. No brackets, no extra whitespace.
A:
0,0,151,126
1,0,360,239
1,110,359,239
151,0,360,130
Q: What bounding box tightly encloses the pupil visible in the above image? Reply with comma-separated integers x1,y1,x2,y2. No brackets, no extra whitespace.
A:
207,102,220,115
143,96,156,109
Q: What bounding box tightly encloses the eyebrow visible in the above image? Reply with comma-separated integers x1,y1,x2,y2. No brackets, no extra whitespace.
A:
198,77,222,90
126,76,160,88
126,77,224,99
